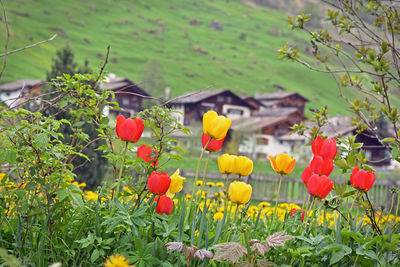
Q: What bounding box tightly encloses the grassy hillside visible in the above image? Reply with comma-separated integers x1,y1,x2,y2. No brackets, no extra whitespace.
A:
0,0,391,114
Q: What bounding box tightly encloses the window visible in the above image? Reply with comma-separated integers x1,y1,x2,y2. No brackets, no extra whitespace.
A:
122,97,130,106
227,108,243,116
226,96,232,102
217,96,224,102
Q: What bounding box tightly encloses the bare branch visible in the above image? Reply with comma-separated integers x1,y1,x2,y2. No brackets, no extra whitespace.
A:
0,34,57,58
0,0,10,80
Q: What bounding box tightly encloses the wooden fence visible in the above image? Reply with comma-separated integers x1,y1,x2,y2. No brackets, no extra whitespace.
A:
180,170,400,210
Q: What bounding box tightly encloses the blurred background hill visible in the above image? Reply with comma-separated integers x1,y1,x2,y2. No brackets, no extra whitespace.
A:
1,0,396,114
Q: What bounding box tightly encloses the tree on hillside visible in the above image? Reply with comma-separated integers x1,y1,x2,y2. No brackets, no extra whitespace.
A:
141,59,167,98
46,45,78,80
45,45,107,188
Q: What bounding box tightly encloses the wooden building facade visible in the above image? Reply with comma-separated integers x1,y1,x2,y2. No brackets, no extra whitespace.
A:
169,89,255,126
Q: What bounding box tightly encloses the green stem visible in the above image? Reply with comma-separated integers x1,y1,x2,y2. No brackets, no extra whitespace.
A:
304,197,315,226
383,194,395,232
200,151,212,196
224,174,230,213
112,141,129,211
274,174,283,215
186,138,211,223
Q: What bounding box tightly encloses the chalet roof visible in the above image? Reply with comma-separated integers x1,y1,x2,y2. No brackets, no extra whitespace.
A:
100,77,150,97
260,100,282,107
170,89,254,109
0,79,43,92
257,91,309,102
279,116,357,141
243,96,265,108
254,107,300,117
231,116,290,132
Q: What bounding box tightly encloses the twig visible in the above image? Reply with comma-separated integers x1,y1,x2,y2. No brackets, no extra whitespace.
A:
0,0,10,80
0,34,57,58
92,45,110,88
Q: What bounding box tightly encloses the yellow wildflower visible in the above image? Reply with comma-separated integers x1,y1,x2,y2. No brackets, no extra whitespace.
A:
85,191,99,201
216,182,224,187
104,254,133,267
206,182,215,187
213,212,224,221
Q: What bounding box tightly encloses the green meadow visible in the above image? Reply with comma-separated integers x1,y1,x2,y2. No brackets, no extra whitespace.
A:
0,0,375,114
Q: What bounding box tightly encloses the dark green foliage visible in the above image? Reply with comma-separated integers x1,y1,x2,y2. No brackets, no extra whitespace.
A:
45,46,106,188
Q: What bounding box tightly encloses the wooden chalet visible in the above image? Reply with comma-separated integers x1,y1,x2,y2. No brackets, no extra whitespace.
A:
0,79,43,107
256,92,308,114
100,76,150,117
232,116,293,138
168,89,255,126
253,107,307,125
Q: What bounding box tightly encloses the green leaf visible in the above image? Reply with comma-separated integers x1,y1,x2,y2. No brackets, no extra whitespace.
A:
330,250,346,265
381,137,395,143
334,159,348,169
24,182,39,191
57,188,70,202
91,249,100,263
34,133,49,147
6,151,17,164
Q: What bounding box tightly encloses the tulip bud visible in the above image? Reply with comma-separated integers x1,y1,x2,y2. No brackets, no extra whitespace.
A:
269,153,296,175
137,144,158,167
155,195,173,215
301,165,313,186
203,111,232,140
312,136,337,159
307,174,333,199
147,171,171,195
235,156,254,177
202,133,225,152
218,154,237,175
350,167,375,192
228,181,252,204
115,115,144,143
310,155,334,176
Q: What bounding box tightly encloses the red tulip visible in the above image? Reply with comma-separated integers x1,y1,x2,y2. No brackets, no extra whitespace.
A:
310,155,334,176
290,208,305,222
312,136,337,159
350,167,375,192
147,171,171,195
202,133,225,152
115,115,144,143
155,195,173,215
137,144,158,167
301,165,314,186
307,174,333,199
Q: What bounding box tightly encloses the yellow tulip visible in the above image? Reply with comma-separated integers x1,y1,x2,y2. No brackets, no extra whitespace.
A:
228,181,252,204
218,154,237,174
166,169,185,198
269,153,296,175
235,156,253,176
203,110,232,140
